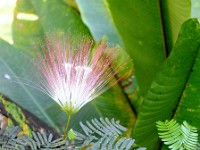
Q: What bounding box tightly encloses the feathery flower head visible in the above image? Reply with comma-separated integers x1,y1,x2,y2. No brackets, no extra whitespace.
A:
35,35,127,115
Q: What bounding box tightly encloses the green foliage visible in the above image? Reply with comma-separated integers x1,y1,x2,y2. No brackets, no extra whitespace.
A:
106,0,166,95
76,117,140,149
0,37,136,133
156,119,198,150
132,19,200,149
6,0,137,133
0,125,70,150
173,48,200,132
75,0,123,45
160,0,191,53
104,0,191,95
0,118,143,150
13,0,90,54
1,0,200,150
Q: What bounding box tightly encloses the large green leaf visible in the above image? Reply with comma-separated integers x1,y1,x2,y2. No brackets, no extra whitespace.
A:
132,19,200,150
12,0,91,55
0,39,63,132
106,0,167,95
75,0,123,45
29,0,88,34
160,0,191,53
9,0,136,132
173,48,200,133
160,47,200,149
12,0,43,54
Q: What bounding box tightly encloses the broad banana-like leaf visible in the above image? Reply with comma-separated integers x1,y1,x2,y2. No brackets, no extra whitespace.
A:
132,19,200,150
160,0,191,53
174,48,200,134
105,0,167,95
75,0,123,45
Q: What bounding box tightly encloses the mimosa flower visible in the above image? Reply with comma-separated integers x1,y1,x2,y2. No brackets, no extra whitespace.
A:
35,35,126,115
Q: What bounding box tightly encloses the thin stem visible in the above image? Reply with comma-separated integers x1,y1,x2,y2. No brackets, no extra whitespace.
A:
63,114,71,139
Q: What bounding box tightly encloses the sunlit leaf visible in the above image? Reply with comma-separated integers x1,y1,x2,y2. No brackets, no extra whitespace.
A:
75,0,123,45
106,0,167,95
161,0,191,53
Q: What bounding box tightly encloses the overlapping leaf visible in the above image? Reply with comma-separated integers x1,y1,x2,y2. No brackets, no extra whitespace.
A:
174,47,200,132
132,19,200,149
105,0,167,95
75,0,123,45
160,0,191,53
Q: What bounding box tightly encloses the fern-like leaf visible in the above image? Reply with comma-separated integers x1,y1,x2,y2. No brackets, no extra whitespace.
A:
156,119,182,147
75,117,143,150
0,126,76,150
156,119,198,150
0,118,144,150
88,135,135,150
181,121,198,150
79,117,127,137
0,126,20,144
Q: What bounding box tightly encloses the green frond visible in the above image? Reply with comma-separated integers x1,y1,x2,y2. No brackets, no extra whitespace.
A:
0,126,20,144
0,118,144,150
156,119,182,146
156,119,199,150
181,121,198,150
0,126,75,150
89,135,135,150
75,117,144,150
79,117,127,137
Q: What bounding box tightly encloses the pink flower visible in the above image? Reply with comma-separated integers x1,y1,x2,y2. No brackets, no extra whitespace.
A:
35,35,126,115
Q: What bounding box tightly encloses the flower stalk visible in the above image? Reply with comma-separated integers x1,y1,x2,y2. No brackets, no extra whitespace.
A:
63,114,71,139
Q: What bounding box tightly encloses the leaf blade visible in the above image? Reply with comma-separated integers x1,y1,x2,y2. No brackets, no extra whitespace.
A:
106,0,166,94
132,19,200,150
